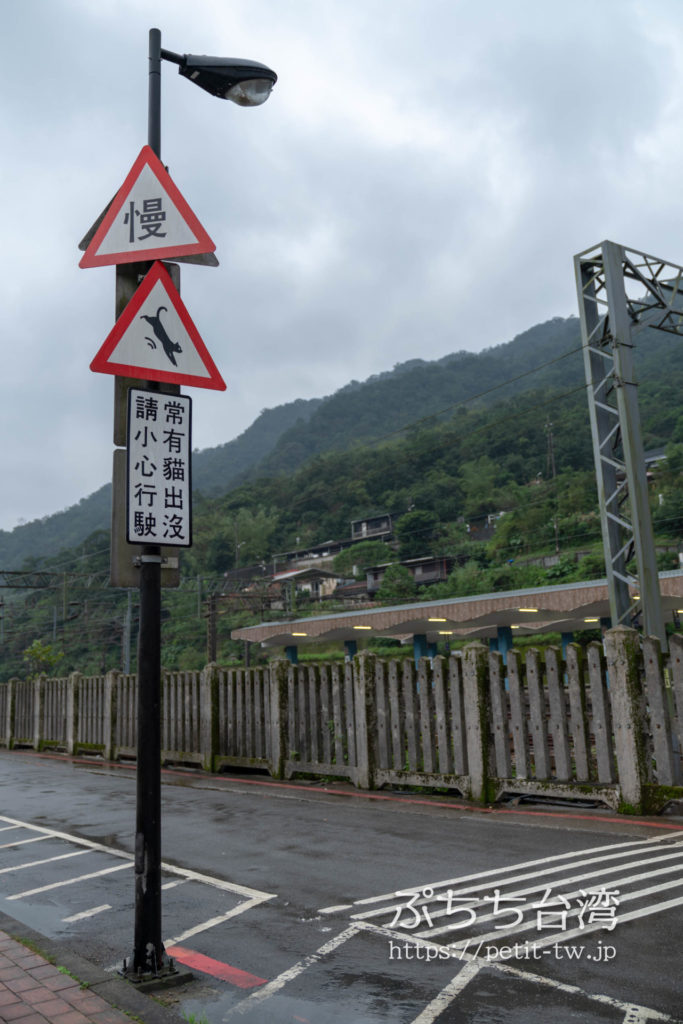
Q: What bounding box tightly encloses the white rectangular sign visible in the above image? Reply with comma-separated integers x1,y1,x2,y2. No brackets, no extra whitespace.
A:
126,388,192,547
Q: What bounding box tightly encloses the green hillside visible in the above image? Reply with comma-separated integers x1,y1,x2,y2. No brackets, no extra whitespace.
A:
0,314,585,569
2,312,682,681
0,396,322,569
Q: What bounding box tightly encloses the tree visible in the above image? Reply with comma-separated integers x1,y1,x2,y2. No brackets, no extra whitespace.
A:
23,640,64,679
376,564,417,604
395,510,440,560
333,541,391,579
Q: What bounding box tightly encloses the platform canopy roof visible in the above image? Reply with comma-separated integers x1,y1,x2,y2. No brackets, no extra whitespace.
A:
231,571,683,649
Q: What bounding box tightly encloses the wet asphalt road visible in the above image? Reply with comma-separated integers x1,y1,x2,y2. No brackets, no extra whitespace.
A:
1,749,682,1023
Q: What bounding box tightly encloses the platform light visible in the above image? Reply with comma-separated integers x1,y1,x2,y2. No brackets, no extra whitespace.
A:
518,607,538,613
353,625,372,630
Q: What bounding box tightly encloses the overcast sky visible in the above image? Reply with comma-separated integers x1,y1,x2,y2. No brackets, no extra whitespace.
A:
2,0,683,534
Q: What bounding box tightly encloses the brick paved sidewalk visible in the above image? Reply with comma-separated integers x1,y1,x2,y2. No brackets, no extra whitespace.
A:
0,932,132,1024
0,930,186,1024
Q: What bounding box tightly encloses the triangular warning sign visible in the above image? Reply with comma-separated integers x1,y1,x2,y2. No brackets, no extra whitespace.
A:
90,262,226,390
79,146,216,268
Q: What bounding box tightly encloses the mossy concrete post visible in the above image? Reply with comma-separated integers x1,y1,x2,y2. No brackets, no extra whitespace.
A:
669,634,683,767
33,675,45,750
463,642,491,804
200,663,219,773
604,626,648,813
354,652,378,790
2,680,15,748
103,670,118,761
642,636,678,785
65,672,81,755
269,660,290,779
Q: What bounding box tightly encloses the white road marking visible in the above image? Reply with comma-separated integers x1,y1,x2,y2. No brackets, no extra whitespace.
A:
165,896,265,946
528,884,683,951
351,834,680,909
0,814,275,946
62,904,111,922
8,862,131,899
429,865,683,947
0,825,22,833
338,836,683,1022
222,926,359,1019
0,849,91,874
622,1008,657,1024
319,903,353,914
352,834,683,923
0,835,50,850
408,961,481,1024
420,850,683,939
156,860,274,901
0,814,275,902
357,920,676,1022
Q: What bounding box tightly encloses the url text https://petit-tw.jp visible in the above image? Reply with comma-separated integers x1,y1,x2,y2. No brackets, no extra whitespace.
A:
388,938,617,963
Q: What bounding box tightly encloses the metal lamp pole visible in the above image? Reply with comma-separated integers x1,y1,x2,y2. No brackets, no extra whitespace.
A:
130,27,165,977
124,26,276,977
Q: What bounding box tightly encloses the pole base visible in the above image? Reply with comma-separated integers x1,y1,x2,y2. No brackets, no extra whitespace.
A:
118,955,193,992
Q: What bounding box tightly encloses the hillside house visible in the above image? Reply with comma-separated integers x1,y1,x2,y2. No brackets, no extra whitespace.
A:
350,513,393,542
269,567,341,609
366,555,454,596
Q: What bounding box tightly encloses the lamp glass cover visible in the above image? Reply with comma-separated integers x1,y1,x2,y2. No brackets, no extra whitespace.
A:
225,78,274,106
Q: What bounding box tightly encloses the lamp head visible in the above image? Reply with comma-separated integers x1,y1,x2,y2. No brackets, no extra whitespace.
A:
175,54,277,106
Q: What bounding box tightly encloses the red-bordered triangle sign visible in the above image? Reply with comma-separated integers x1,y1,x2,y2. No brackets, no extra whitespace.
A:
90,261,226,390
79,146,215,268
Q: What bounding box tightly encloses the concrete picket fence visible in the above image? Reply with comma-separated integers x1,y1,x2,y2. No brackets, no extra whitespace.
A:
1,626,682,815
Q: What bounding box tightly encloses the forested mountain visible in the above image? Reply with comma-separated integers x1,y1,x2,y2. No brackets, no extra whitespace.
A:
0,487,112,573
252,316,585,477
2,308,683,680
0,396,322,569
1,313,681,572
191,396,323,496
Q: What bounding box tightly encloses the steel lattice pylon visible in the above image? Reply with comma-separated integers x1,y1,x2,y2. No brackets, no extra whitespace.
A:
574,240,683,645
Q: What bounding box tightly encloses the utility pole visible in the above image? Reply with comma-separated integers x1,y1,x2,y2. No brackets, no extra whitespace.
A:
545,420,560,556
122,590,132,675
575,240,669,645
207,593,217,662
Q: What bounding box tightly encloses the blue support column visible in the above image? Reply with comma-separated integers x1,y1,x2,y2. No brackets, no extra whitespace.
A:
413,633,428,666
344,640,357,661
427,641,437,659
493,626,513,665
284,645,298,665
561,632,574,656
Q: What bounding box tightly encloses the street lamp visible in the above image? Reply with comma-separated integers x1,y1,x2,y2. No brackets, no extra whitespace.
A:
148,28,277,154
163,49,277,106
129,27,276,981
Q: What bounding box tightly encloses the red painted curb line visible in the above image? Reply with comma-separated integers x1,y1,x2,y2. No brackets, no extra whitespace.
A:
166,944,266,988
